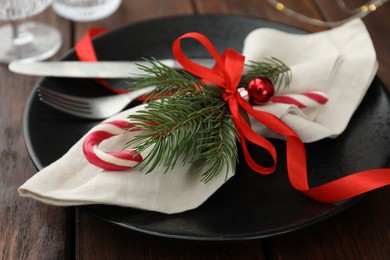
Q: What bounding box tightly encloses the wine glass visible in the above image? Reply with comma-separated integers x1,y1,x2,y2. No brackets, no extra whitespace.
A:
0,0,62,64
52,0,122,22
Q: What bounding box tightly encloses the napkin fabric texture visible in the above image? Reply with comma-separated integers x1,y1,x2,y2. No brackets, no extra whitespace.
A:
19,19,377,213
244,19,377,142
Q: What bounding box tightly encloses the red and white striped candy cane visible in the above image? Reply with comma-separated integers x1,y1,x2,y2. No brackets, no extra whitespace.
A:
83,120,142,171
82,91,328,171
271,91,328,108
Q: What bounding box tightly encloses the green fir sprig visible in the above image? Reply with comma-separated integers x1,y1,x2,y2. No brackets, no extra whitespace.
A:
240,57,292,91
125,57,290,182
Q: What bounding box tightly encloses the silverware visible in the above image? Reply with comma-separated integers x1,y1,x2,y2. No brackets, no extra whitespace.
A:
8,59,215,78
38,86,155,119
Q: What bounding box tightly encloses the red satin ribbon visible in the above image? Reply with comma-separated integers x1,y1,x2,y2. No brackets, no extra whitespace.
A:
172,32,390,203
75,29,127,94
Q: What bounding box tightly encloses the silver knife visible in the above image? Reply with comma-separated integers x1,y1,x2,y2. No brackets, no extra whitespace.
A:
8,59,215,78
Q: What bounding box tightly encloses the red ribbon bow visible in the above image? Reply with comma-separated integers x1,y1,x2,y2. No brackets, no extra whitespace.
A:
76,29,390,203
172,32,390,203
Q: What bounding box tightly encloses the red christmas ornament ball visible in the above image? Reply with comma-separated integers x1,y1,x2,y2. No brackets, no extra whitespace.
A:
247,77,275,105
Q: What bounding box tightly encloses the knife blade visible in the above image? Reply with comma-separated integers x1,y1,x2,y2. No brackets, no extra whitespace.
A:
8,59,215,78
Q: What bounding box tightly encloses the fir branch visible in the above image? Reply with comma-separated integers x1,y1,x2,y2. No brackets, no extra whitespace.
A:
126,60,238,182
240,57,292,92
126,94,238,182
128,58,203,100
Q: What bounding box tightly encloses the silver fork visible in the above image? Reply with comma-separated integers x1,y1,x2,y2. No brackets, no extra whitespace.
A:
38,86,155,119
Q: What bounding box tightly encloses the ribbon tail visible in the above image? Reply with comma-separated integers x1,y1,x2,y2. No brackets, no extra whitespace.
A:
303,169,390,202
239,98,310,189
229,98,277,174
75,28,127,94
242,99,390,202
75,28,107,61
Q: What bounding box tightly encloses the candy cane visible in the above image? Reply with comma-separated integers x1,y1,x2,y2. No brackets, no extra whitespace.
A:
83,120,142,171
271,91,328,108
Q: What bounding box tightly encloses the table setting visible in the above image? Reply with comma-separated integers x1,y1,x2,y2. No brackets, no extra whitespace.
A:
1,0,389,259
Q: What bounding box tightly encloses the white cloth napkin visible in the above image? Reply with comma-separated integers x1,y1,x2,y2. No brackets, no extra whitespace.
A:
243,19,377,142
19,19,377,214
19,104,234,214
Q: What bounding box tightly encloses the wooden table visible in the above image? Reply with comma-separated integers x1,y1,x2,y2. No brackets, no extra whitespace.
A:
1,1,389,259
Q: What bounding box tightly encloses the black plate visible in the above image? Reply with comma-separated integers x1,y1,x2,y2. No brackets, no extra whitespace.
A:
23,15,390,241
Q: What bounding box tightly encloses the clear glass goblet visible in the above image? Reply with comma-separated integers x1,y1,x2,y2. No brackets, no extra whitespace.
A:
0,0,62,64
52,0,122,22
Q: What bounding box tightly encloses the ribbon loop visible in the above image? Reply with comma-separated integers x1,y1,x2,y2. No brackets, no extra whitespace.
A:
172,32,245,89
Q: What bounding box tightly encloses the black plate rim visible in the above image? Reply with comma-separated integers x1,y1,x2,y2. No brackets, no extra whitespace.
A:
78,198,360,241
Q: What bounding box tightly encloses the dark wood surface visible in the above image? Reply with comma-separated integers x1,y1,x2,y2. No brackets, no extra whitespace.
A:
1,0,389,259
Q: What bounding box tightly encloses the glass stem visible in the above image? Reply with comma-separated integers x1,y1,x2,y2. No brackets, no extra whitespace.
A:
11,20,34,47
10,20,18,41
7,20,21,59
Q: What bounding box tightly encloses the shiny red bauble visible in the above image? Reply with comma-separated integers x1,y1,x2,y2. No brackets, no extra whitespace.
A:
247,77,275,105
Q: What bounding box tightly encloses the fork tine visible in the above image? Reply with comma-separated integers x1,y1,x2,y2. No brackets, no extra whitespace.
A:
38,87,95,117
38,89,91,110
37,85,155,119
40,96,92,113
39,98,95,118
38,87,90,106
